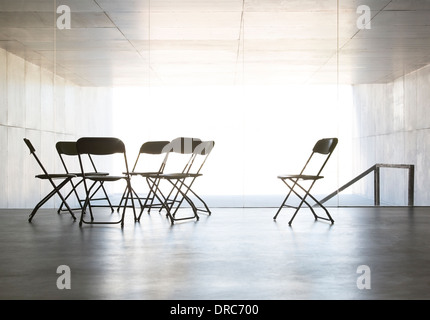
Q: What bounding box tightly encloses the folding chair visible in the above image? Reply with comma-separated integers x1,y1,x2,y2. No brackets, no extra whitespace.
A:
23,138,77,222
149,139,215,224
117,140,171,221
273,138,338,225
146,137,201,215
76,137,136,227
56,141,115,214
150,137,201,215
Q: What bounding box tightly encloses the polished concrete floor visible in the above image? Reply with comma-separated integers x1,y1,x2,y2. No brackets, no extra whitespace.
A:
0,205,430,300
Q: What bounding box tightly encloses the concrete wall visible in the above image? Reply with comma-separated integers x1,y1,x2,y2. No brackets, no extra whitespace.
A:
0,48,113,209
351,65,430,206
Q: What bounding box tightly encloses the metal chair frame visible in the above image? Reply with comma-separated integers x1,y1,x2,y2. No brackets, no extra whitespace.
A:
23,138,76,222
76,137,137,227
273,138,338,226
56,141,115,214
117,140,171,221
148,139,215,224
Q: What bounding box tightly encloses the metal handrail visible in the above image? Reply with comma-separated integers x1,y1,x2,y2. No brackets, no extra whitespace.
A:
320,163,415,206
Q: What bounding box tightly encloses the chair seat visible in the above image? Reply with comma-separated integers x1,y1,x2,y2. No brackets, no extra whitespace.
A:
36,173,76,180
158,173,203,179
86,175,127,182
277,174,324,180
129,171,161,177
71,172,109,177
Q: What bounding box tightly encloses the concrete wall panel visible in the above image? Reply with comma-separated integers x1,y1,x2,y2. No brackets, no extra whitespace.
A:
352,64,430,205
0,126,7,207
7,127,26,208
403,71,417,131
24,62,41,130
7,52,25,127
40,68,55,132
416,65,430,130
23,129,42,209
0,49,113,209
0,48,6,125
416,129,430,205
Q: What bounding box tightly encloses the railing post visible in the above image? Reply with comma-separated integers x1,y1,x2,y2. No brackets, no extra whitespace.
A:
408,165,415,206
374,165,380,206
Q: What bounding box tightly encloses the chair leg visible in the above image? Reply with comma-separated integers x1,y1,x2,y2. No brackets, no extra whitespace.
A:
294,181,334,224
80,179,133,227
287,184,318,220
30,178,76,222
99,182,115,212
143,177,172,217
146,177,163,214
171,177,210,216
127,181,138,222
87,182,115,213
273,193,291,220
165,178,200,223
57,179,83,213
306,193,334,224
29,188,58,222
117,186,128,212
275,178,334,225
188,187,211,215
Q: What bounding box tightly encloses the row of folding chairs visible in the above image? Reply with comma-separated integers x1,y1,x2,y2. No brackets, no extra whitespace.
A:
25,136,338,227
24,137,215,227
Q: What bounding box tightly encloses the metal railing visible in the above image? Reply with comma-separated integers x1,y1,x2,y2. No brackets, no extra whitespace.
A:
320,164,415,206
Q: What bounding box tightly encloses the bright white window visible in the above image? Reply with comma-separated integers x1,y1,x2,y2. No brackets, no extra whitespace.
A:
113,85,353,207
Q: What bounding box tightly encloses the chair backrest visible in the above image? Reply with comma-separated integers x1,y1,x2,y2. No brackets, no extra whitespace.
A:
140,141,171,155
56,141,78,156
23,138,36,154
56,141,100,174
76,137,126,155
163,137,202,155
56,141,78,174
313,138,338,155
300,138,338,177
23,138,49,176
76,137,130,175
188,141,215,174
131,141,171,173
162,137,202,173
193,141,215,156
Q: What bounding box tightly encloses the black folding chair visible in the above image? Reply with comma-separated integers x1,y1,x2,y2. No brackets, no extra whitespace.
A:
150,137,201,215
117,140,171,221
76,137,136,227
149,139,215,224
273,138,338,225
56,141,115,214
23,138,76,222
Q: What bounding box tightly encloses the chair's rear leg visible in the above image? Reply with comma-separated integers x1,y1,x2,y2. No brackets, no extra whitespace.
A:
29,188,57,222
274,178,299,220
273,195,289,220
306,193,334,224
117,187,128,212
99,182,115,213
